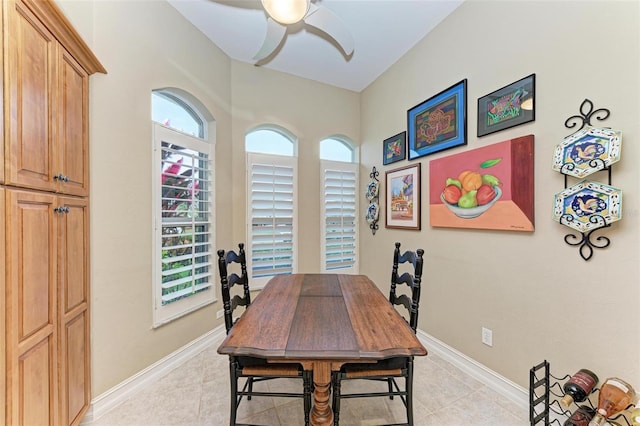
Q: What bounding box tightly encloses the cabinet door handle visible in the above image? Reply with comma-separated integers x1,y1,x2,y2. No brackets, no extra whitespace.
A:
54,173,70,182
54,206,70,214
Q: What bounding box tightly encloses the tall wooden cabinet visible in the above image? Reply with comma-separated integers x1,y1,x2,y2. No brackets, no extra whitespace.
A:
1,0,105,425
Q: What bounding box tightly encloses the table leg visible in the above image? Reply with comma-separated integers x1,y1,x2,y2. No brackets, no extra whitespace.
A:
309,361,333,426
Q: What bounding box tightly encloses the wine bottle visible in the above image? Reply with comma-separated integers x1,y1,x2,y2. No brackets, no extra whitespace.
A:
564,405,595,426
561,369,599,408
631,406,640,426
588,377,637,426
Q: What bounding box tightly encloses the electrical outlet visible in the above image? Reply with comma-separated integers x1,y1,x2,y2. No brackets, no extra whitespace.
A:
482,327,493,347
216,309,224,319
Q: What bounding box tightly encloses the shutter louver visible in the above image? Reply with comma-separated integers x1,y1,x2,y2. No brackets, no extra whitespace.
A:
160,140,212,305
323,166,357,271
249,159,296,279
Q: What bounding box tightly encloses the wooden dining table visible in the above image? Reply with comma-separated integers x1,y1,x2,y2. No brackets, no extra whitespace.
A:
217,273,428,426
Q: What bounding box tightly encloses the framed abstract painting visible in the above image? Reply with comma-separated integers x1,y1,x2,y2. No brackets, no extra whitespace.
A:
407,79,467,160
477,74,535,137
383,131,406,165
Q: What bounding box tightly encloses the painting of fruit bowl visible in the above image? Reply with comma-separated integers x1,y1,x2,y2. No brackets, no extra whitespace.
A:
441,186,502,219
552,126,622,178
552,180,622,233
429,135,534,232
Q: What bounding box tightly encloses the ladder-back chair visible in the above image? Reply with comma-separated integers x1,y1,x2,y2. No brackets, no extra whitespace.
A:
218,244,312,426
331,242,424,426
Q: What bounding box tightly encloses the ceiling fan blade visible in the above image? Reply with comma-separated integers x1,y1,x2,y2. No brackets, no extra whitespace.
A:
253,17,287,62
304,3,354,56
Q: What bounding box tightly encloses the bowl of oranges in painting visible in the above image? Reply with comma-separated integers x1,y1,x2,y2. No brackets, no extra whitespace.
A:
440,160,502,219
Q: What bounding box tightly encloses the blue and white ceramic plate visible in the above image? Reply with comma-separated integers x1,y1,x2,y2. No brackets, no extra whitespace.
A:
553,180,622,233
365,180,379,201
366,202,379,224
552,126,622,178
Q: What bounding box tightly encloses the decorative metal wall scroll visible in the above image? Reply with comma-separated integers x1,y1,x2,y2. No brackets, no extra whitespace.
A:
365,167,380,235
551,99,623,261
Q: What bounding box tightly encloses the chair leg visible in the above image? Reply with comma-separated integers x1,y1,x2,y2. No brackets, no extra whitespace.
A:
387,377,394,400
229,359,239,426
332,371,341,426
406,359,414,426
302,370,312,426
247,377,254,401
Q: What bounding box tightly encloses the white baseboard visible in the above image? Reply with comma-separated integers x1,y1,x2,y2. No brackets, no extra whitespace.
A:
417,330,529,410
82,326,529,423
81,326,226,424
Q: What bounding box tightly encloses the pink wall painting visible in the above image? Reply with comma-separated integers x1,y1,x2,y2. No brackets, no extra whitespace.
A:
429,135,534,231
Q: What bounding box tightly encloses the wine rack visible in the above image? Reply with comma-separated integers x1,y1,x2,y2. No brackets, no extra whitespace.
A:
530,360,634,426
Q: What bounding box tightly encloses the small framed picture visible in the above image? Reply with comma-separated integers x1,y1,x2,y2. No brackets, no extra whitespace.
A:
477,74,535,137
385,163,421,230
383,131,406,165
407,79,467,160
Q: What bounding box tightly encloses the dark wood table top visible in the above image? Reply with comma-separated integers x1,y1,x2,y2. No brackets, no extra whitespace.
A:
217,273,427,361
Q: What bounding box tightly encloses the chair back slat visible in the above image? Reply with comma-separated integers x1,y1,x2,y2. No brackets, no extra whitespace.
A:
394,271,414,287
217,243,250,334
389,242,424,333
229,294,249,311
391,293,412,312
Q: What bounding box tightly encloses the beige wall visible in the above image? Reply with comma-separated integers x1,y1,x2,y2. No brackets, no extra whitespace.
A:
58,0,359,397
59,0,234,395
229,62,360,273
360,0,640,388
57,0,639,398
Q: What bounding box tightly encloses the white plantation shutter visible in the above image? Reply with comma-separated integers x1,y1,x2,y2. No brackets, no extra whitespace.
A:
321,160,358,273
153,123,214,326
248,153,297,288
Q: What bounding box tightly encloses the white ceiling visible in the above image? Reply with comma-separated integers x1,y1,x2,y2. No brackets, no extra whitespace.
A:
168,0,464,92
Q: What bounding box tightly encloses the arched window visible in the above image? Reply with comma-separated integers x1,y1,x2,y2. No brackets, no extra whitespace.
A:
246,127,295,156
320,137,354,162
152,90,204,138
151,89,215,327
245,126,298,288
320,137,358,273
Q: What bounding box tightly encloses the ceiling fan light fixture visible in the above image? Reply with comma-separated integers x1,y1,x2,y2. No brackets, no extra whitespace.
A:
261,0,310,25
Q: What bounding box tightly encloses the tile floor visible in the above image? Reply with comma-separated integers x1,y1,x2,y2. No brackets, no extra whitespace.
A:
88,340,528,426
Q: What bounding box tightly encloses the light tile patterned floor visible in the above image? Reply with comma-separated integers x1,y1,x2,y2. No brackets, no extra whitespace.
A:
88,342,528,425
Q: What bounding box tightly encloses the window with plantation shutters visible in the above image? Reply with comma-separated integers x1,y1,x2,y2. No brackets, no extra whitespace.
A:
151,90,215,327
247,152,297,289
321,160,358,273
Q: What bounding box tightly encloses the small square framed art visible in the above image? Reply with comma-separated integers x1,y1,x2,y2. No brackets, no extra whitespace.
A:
407,79,467,160
383,131,406,165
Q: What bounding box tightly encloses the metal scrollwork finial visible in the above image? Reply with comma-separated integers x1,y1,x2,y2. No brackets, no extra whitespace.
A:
564,98,610,134
370,166,379,180
563,224,611,261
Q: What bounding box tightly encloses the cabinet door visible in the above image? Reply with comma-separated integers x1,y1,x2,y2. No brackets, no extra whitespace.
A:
57,50,89,197
0,188,5,425
6,1,57,192
5,189,58,425
57,196,89,425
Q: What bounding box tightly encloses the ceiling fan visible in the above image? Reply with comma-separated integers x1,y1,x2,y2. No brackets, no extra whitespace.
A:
254,0,355,63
